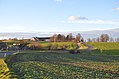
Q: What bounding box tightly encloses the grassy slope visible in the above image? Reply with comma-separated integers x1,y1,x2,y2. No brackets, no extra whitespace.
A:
0,58,11,79
29,42,76,46
5,51,119,79
87,42,119,50
87,42,119,55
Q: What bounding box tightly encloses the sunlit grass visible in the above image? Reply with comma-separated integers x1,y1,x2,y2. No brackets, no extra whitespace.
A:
87,42,119,50
0,58,11,79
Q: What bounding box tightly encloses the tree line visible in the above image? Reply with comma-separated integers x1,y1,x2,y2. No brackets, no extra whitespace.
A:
50,33,84,43
50,33,119,43
87,34,119,42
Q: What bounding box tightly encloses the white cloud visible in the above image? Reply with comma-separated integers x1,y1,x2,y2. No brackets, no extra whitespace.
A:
115,7,119,10
67,16,119,24
55,0,63,3
68,16,88,21
68,20,119,25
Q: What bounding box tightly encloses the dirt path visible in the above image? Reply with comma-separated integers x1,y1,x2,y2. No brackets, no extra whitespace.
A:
77,42,94,53
82,43,94,50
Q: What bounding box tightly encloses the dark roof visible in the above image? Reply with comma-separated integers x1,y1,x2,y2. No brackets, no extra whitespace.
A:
34,37,50,39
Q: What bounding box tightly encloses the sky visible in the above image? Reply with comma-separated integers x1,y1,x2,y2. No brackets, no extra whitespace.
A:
0,0,119,32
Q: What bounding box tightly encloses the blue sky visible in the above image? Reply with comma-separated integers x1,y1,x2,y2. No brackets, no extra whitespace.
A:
0,0,119,32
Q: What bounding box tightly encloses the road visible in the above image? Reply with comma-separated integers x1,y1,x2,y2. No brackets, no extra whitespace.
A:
0,52,14,58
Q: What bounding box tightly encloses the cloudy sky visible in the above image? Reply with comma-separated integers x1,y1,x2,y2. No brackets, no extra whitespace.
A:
0,0,119,32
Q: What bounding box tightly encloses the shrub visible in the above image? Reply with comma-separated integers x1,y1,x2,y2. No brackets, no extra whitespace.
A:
69,50,80,54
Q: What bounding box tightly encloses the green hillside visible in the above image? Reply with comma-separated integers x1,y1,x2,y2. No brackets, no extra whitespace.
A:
87,42,119,50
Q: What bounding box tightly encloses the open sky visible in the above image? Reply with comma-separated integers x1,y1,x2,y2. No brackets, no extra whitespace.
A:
0,0,119,32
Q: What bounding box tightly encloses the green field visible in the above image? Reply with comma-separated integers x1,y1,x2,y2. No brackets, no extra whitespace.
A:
87,42,119,50
5,51,119,79
87,42,119,55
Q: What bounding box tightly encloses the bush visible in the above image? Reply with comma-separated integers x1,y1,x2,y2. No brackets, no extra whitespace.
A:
27,42,41,50
66,43,78,50
69,50,80,54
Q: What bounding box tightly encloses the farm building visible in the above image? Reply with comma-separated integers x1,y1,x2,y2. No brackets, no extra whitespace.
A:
30,37,50,41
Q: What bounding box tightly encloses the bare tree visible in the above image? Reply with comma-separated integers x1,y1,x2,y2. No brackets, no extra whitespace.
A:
75,33,81,43
100,34,109,42
66,33,73,42
50,34,66,42
61,35,65,42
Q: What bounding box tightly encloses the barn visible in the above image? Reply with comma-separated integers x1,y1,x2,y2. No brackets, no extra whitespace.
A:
30,37,50,42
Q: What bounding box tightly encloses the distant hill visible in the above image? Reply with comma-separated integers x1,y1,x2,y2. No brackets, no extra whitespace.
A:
79,28,119,39
0,28,119,39
0,32,53,39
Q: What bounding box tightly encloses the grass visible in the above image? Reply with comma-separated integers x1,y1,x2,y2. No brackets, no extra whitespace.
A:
91,50,119,55
87,42,119,55
28,42,78,50
5,51,119,79
0,58,11,79
30,42,76,46
87,42,119,50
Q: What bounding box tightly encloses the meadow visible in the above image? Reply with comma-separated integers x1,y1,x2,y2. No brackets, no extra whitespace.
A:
87,42,119,50
87,42,119,55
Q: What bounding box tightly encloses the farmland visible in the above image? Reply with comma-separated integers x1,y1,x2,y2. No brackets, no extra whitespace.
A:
5,50,119,79
0,42,119,79
1,0,119,78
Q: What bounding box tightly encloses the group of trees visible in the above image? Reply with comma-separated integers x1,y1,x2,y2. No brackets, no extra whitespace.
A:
50,33,119,43
87,34,119,42
50,33,84,43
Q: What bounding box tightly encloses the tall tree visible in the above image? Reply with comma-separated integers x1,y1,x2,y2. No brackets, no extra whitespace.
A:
100,34,109,42
61,35,65,42
57,34,62,42
66,33,73,42
50,34,57,42
75,33,81,43
50,34,65,42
